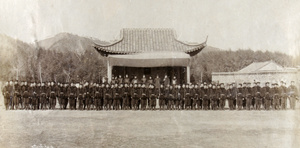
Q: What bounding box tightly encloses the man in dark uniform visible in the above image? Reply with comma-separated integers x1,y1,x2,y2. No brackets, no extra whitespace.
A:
106,84,114,110
103,84,111,110
13,80,21,110
279,81,288,110
19,81,25,109
90,82,96,110
215,84,221,109
194,84,201,110
190,84,197,110
219,83,226,110
175,85,181,110
232,83,237,109
253,82,262,110
124,75,130,84
118,83,124,110
118,75,123,84
45,82,51,109
111,77,116,85
288,81,299,110
163,75,170,87
31,82,38,110
84,82,91,110
48,81,56,109
137,83,142,109
202,83,209,110
146,77,153,108
28,82,34,109
237,83,244,110
94,83,101,110
154,75,161,89
227,83,235,110
185,84,192,110
141,75,147,84
122,83,130,110
68,82,77,110
180,84,186,110
263,82,272,110
207,83,212,109
36,82,41,110
245,82,252,110
159,84,165,110
112,83,119,110
148,83,157,110
74,82,79,110
99,84,104,110
241,82,247,109
272,83,280,110
132,76,138,84
22,81,30,110
77,84,84,110
128,83,133,109
140,84,147,110
39,82,47,110
168,85,176,110
8,80,14,109
164,84,170,110
58,83,64,109
131,83,139,110
198,83,204,110
2,81,10,110
117,83,123,110
62,83,69,109
82,82,87,110
209,84,218,110
148,76,154,86
171,76,177,87
54,82,60,109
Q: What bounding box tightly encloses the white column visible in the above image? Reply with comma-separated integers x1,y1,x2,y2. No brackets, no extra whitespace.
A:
187,66,190,83
107,60,112,83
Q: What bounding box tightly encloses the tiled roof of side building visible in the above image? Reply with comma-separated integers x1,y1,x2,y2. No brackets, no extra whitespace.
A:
93,28,207,56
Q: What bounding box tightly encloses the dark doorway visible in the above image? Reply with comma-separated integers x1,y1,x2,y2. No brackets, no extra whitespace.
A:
112,66,186,84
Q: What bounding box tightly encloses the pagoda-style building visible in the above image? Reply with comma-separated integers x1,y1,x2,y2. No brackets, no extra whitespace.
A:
93,28,207,83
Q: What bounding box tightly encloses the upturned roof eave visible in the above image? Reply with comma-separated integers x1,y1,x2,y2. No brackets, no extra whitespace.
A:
93,28,208,56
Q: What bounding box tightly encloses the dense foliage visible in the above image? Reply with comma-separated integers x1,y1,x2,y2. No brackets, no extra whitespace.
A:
1,34,299,83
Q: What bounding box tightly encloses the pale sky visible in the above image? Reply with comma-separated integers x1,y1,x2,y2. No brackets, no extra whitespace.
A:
0,0,299,55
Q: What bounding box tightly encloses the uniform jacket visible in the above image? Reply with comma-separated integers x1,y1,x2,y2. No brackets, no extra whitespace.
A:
288,85,299,97
279,86,288,97
252,86,262,97
202,88,209,100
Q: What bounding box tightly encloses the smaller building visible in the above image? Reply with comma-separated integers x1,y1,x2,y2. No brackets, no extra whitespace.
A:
212,61,300,86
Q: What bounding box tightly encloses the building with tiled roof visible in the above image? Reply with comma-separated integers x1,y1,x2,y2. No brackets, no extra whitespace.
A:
94,28,207,83
212,61,300,86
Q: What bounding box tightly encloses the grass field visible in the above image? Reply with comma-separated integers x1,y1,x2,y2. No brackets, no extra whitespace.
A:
0,109,300,148
1,91,300,148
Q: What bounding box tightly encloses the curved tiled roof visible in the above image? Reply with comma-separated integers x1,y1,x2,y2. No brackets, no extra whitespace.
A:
93,28,207,56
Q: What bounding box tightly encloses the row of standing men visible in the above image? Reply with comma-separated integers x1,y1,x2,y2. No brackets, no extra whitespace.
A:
1,79,299,111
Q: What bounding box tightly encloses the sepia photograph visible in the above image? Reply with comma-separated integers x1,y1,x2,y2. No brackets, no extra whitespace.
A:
0,0,299,147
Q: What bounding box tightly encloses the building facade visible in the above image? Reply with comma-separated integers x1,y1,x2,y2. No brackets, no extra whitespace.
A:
94,28,207,83
212,61,300,86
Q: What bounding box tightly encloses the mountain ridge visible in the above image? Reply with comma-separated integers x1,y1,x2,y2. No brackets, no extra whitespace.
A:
0,32,222,55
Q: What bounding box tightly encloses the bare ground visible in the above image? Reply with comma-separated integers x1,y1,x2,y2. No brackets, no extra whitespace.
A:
0,91,300,148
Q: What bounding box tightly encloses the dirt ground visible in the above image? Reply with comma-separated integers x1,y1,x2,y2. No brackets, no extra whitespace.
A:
0,91,300,148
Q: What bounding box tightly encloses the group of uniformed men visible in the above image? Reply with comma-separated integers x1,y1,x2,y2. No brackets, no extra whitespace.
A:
1,74,299,111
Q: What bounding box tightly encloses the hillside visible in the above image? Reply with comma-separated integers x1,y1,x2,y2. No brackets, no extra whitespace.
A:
38,32,108,54
0,34,35,80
